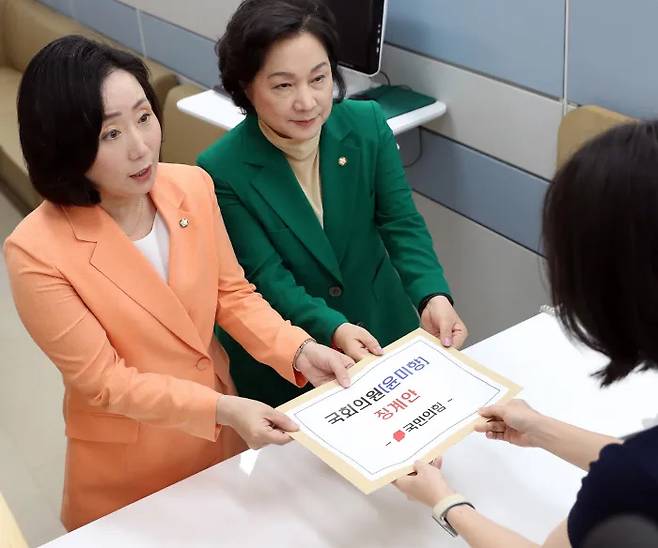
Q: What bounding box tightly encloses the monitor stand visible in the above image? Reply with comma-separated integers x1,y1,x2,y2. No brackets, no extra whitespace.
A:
339,67,377,98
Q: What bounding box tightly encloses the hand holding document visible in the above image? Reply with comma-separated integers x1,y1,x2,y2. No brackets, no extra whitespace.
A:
278,329,521,493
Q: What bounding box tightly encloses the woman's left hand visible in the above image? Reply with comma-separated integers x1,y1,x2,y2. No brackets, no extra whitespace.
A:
294,341,355,388
421,296,468,348
394,458,455,508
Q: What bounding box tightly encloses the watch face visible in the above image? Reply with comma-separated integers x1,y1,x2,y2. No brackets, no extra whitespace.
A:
432,514,458,537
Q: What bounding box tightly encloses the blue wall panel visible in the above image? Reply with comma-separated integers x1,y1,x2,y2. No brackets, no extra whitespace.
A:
39,0,73,17
568,0,658,119
141,14,218,89
71,0,142,53
403,130,548,253
386,0,565,98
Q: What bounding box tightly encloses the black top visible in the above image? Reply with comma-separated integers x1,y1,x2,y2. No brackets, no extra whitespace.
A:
568,424,658,547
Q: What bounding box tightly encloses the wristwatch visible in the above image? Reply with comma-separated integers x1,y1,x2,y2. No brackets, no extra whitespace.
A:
431,494,475,537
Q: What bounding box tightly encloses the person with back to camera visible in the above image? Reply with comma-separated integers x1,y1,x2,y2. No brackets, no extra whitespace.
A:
198,0,468,407
395,121,658,547
4,34,354,530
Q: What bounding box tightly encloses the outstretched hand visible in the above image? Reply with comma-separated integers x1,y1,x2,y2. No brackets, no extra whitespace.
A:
215,395,299,449
475,399,544,448
421,296,468,348
294,341,355,388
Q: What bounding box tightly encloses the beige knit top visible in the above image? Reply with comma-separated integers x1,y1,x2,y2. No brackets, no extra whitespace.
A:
259,119,324,226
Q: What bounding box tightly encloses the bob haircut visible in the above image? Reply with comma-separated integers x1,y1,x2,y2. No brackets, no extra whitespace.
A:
216,0,346,114
17,35,162,206
543,120,658,386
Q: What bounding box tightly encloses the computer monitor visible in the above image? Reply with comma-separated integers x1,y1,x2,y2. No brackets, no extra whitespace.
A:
322,0,388,95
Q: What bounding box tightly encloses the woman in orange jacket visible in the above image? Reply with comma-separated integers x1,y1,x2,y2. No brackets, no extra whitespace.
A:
4,35,353,531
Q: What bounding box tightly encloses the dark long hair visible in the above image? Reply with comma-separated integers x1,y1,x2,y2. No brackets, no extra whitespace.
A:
543,120,658,385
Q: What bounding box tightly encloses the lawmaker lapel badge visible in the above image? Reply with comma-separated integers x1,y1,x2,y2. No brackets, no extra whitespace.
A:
338,156,348,167
179,218,190,228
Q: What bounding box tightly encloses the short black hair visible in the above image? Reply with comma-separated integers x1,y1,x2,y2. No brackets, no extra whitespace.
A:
217,0,346,114
17,35,162,206
543,120,658,385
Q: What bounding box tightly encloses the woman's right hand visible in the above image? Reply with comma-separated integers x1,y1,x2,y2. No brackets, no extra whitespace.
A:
475,399,545,448
215,394,299,449
332,323,383,361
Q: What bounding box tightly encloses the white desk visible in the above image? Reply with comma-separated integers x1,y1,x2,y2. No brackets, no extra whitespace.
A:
42,312,658,547
176,89,447,135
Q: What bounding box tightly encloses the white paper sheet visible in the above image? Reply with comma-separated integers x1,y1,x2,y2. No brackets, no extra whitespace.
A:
285,335,514,482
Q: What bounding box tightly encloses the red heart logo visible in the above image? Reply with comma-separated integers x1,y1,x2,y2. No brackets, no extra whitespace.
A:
393,430,405,442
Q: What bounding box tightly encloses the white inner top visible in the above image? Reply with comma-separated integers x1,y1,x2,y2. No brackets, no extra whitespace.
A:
133,211,170,282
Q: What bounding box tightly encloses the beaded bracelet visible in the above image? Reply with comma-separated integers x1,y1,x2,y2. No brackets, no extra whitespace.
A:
292,338,316,371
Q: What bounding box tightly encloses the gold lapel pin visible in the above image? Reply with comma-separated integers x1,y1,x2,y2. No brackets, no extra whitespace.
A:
338,156,348,167
179,218,190,228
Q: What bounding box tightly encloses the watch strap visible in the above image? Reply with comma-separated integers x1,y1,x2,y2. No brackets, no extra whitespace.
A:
431,494,474,537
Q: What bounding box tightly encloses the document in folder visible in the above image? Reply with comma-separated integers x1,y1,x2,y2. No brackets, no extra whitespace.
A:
278,328,521,494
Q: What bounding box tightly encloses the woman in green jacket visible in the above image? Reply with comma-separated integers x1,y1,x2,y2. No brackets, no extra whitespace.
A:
198,0,467,407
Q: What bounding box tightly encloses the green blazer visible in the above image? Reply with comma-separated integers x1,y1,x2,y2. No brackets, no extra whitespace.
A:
198,99,450,406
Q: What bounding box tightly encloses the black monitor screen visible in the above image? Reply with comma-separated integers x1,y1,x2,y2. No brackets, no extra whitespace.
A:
322,0,386,75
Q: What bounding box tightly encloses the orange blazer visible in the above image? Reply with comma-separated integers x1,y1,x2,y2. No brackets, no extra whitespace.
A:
4,164,309,530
